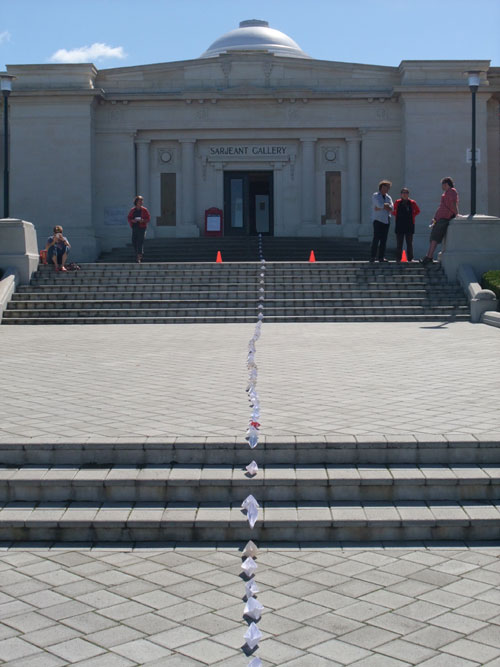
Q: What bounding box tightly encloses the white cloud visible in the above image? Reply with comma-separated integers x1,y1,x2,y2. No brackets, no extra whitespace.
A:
50,42,126,64
0,31,11,45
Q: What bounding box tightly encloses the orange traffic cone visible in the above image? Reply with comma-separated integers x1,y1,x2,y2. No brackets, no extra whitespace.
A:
309,250,316,262
401,250,408,263
216,250,222,263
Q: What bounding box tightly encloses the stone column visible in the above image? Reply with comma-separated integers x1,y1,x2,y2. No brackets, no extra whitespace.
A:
135,139,150,203
346,136,361,237
300,138,317,235
179,139,198,236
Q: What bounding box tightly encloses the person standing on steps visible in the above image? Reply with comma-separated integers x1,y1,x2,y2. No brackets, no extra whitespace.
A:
127,195,151,263
420,177,459,265
44,225,71,272
392,187,421,262
370,180,394,263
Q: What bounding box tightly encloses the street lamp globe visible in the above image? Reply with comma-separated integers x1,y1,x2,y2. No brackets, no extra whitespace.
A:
467,71,481,91
0,75,15,92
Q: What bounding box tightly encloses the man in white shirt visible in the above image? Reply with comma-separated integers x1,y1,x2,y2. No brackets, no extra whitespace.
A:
370,180,394,263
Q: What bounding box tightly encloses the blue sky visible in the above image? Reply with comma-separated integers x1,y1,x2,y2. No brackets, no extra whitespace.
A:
1,0,499,71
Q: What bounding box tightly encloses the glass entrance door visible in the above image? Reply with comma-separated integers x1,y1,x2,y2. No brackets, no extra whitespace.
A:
224,171,273,235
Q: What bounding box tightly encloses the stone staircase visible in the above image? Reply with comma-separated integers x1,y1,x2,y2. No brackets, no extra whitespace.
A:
3,261,468,325
0,437,499,542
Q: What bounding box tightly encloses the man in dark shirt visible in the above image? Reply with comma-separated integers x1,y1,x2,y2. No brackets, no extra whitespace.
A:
392,188,421,262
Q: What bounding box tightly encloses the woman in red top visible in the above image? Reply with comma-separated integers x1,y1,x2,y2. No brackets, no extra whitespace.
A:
392,188,421,262
421,177,459,265
127,195,151,263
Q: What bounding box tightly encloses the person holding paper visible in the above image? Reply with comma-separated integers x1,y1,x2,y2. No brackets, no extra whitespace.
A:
127,195,151,263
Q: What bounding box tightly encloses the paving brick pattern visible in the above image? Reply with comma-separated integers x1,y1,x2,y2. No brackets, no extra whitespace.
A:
0,322,499,441
0,543,499,665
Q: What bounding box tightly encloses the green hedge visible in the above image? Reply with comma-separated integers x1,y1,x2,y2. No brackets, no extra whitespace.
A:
482,270,500,302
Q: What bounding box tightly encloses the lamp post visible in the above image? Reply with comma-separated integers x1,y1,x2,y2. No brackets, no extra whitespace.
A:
467,71,480,218
1,72,16,219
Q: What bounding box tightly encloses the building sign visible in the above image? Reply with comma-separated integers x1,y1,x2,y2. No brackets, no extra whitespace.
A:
207,145,289,157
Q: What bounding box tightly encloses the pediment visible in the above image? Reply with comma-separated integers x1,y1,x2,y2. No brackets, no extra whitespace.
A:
95,54,399,96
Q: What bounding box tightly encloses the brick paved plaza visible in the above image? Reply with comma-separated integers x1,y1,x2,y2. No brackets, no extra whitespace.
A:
1,322,499,441
0,321,499,664
1,543,500,666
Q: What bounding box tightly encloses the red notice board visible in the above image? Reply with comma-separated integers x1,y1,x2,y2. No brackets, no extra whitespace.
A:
205,207,223,237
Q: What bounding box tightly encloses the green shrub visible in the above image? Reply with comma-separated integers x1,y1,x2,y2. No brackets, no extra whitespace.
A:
482,270,500,302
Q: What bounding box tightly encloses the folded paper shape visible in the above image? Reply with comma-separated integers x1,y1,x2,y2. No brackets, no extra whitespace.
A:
246,460,258,476
248,658,262,667
247,503,259,528
243,540,259,559
244,622,262,650
245,578,259,598
247,435,259,450
241,494,260,528
246,427,259,449
241,494,260,510
244,596,264,620
241,556,258,577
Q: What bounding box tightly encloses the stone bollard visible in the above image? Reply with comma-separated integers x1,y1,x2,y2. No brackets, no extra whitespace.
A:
0,218,39,285
458,264,498,323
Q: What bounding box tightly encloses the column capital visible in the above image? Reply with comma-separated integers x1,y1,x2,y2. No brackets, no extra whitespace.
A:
134,138,151,145
346,136,362,144
299,137,318,143
178,138,197,144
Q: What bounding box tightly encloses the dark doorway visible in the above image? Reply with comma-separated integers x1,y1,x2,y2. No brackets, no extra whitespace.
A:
224,171,274,235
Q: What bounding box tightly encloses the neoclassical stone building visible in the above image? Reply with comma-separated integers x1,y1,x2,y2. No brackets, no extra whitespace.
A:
2,20,500,260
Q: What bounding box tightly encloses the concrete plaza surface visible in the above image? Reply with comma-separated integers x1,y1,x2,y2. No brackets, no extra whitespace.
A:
1,322,500,664
0,322,499,441
1,543,500,666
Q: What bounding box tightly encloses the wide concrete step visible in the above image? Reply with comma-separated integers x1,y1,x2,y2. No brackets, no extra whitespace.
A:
3,315,472,325
13,287,464,299
29,279,456,290
34,261,443,273
2,465,499,503
7,297,467,310
3,303,469,315
0,500,499,542
1,438,497,466
31,271,446,287
34,262,442,274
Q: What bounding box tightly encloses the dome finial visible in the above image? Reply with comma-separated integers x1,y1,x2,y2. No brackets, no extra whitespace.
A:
239,20,269,28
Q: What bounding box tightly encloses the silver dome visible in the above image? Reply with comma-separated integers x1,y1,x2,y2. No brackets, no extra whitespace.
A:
200,20,310,59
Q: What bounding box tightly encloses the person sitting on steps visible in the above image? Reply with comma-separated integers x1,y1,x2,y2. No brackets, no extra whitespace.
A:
44,225,71,272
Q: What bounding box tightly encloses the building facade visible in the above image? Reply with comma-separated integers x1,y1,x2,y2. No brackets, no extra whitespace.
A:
2,20,500,260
